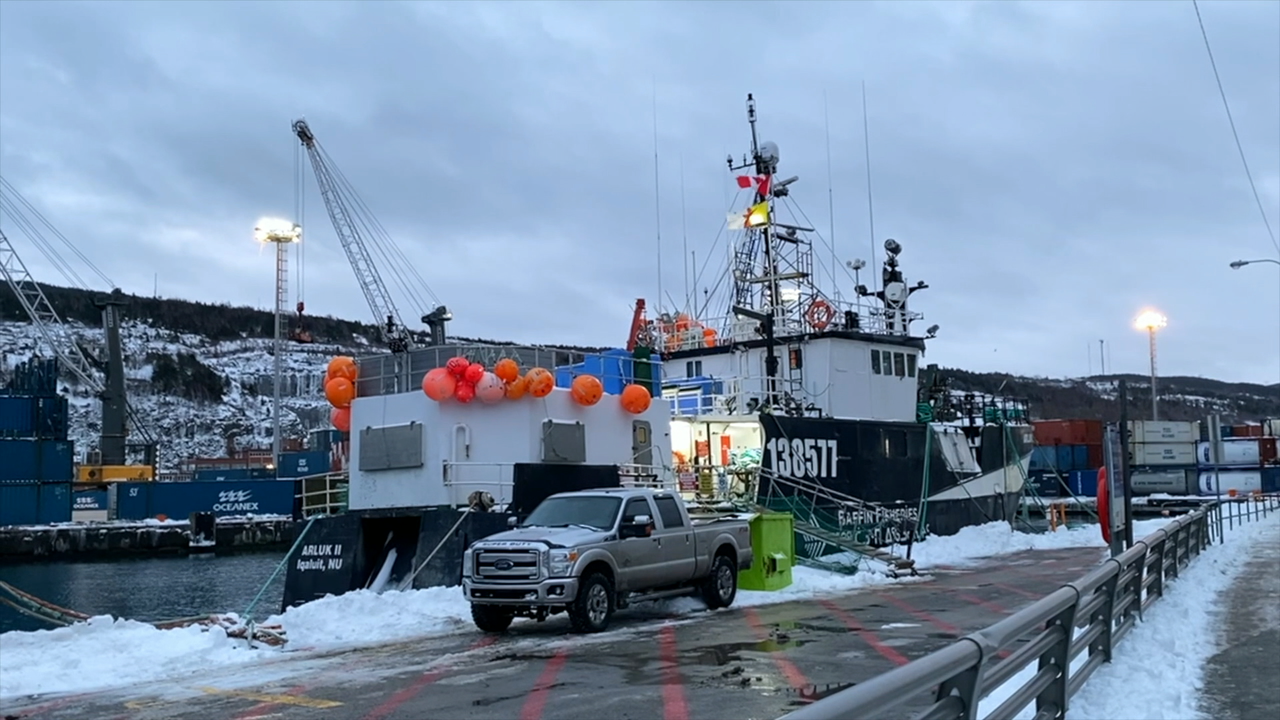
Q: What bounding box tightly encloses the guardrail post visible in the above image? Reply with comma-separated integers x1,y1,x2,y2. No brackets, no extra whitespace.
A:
1151,536,1165,601
934,642,985,720
1037,599,1078,718
1125,544,1146,623
1096,572,1118,664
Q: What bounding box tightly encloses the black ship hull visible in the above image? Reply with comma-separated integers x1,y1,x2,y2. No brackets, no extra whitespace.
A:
756,414,1034,553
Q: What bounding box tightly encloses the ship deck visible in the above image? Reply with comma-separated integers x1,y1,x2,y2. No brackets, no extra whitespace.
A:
3,546,1105,720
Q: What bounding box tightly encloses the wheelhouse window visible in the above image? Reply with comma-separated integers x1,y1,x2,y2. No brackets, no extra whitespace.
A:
871,349,882,375
893,352,905,378
907,353,917,378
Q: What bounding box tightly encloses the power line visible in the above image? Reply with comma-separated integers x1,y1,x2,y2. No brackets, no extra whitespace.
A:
1191,0,1279,254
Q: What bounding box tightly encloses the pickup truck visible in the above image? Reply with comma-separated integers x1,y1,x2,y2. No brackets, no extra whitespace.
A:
462,488,754,634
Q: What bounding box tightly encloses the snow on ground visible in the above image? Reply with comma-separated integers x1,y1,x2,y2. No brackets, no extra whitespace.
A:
0,516,1178,701
977,512,1279,720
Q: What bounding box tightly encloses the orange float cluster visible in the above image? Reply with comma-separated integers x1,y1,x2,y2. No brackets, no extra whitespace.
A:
420,356,653,414
323,356,358,432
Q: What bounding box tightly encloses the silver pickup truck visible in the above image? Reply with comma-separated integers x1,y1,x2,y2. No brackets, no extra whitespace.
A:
462,488,753,633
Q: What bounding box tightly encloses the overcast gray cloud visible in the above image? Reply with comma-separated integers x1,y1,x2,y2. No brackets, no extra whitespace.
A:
1,0,1277,385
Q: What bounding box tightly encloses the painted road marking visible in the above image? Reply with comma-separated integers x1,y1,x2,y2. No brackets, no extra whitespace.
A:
197,687,343,709
818,600,909,666
658,624,690,720
362,636,499,720
744,607,812,691
519,647,569,720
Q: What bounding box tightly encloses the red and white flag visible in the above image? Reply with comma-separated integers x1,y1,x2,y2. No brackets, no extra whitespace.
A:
736,175,772,198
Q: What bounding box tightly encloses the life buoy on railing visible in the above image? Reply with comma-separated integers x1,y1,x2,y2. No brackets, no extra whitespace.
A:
1097,465,1111,544
805,299,836,331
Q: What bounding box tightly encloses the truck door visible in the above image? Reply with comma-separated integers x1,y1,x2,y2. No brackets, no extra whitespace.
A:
652,494,696,585
616,496,662,591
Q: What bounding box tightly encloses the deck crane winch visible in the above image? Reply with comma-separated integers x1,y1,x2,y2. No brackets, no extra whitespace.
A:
291,119,450,352
0,178,159,478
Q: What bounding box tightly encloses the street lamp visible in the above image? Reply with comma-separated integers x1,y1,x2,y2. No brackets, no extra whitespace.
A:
255,218,302,468
1134,309,1167,421
1230,258,1280,387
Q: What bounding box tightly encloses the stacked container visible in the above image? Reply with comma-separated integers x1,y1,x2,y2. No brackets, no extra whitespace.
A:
0,361,74,526
1030,419,1104,497
1127,420,1199,496
1196,421,1279,496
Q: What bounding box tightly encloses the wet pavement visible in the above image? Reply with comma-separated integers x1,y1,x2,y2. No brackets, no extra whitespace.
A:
1199,521,1280,720
0,547,1105,720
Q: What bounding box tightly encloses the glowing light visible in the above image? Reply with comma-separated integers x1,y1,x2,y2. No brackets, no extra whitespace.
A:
1134,309,1167,331
254,217,301,243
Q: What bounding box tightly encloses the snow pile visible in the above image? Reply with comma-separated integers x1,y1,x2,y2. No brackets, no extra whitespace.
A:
976,513,1279,720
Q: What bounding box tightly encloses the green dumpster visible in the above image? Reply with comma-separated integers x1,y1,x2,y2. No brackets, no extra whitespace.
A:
739,511,795,591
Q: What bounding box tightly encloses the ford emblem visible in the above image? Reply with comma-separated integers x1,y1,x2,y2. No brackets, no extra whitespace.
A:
494,559,514,571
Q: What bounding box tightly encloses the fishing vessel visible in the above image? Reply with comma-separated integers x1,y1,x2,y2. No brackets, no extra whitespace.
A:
638,94,1033,556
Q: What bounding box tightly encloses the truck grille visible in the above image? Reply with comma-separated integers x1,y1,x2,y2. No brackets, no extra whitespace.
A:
475,549,541,582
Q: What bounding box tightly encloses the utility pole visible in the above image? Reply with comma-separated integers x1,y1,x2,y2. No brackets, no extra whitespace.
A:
255,219,302,468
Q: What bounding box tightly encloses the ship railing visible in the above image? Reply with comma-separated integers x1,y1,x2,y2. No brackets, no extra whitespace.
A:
352,342,663,397
665,374,803,418
651,300,924,353
297,471,348,518
442,462,678,508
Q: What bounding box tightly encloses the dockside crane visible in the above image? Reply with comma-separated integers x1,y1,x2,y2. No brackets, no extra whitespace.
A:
0,178,159,477
292,119,451,352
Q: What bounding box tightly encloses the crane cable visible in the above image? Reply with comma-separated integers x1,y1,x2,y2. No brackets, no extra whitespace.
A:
0,177,117,291
1191,0,1278,254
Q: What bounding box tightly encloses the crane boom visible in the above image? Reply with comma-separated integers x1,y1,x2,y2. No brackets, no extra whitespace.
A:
0,229,105,392
292,119,413,352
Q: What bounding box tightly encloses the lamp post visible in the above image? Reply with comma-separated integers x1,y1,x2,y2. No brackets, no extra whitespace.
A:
1133,309,1167,421
255,218,302,468
1230,258,1280,386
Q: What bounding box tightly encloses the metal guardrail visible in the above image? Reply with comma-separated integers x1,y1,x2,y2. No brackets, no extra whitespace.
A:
779,493,1280,720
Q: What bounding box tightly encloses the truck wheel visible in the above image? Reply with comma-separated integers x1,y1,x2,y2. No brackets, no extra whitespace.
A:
701,554,738,609
568,572,614,633
471,604,514,633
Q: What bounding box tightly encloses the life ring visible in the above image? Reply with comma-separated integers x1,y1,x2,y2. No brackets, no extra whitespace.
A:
1097,465,1110,544
805,299,836,331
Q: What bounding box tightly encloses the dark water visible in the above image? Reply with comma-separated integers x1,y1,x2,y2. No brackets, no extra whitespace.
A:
0,551,287,634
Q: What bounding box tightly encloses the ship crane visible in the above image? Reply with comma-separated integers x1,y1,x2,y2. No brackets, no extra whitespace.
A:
292,119,449,352
0,178,158,474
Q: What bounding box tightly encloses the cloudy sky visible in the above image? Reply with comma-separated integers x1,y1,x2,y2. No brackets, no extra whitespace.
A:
1,0,1277,386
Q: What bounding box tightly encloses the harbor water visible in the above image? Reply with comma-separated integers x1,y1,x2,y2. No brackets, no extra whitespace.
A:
0,551,287,634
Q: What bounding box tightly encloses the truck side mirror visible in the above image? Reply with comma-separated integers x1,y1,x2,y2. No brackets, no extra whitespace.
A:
621,514,653,539
507,517,519,528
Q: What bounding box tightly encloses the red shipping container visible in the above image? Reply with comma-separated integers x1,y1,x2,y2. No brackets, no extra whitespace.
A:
1033,419,1104,446
1087,444,1104,469
1261,437,1278,465
1233,424,1263,438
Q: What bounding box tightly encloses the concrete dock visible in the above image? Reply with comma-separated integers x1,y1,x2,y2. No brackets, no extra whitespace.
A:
0,517,296,560
0,546,1104,720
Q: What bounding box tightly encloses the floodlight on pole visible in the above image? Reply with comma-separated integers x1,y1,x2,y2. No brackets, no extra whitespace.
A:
1134,309,1167,421
255,217,302,467
1229,257,1280,387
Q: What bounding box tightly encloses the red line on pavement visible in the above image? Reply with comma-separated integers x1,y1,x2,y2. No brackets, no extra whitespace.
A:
743,608,811,691
658,625,690,720
954,592,1012,615
993,582,1042,600
877,592,962,635
519,647,570,720
235,685,312,720
362,636,498,720
818,600,908,667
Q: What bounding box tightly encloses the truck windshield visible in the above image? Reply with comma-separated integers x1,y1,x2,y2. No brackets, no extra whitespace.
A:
522,496,621,531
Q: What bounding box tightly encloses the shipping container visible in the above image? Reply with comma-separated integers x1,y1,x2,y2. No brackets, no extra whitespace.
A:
0,396,37,437
277,451,330,478
1028,471,1060,498
193,467,276,482
1196,439,1263,467
1198,470,1263,496
1262,437,1278,465
1029,446,1055,471
1265,419,1280,437
0,439,74,482
1032,419,1104,447
1067,469,1099,497
1128,420,1199,444
1129,468,1195,496
309,429,345,453
78,464,155,482
1130,442,1196,467
73,489,109,511
112,480,297,520
0,359,60,397
0,482,72,525
34,395,69,440
1232,424,1263,438
1262,467,1280,494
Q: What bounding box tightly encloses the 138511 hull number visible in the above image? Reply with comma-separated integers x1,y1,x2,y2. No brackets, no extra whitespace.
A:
765,437,839,480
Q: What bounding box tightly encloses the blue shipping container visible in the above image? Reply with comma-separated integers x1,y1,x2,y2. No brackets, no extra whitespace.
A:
1068,469,1099,497
1030,446,1055,471
0,439,74,481
113,480,296,520
73,489,109,511
1262,467,1280,494
309,429,345,453
277,451,329,478
0,482,72,526
193,467,276,482
0,396,37,437
35,396,69,440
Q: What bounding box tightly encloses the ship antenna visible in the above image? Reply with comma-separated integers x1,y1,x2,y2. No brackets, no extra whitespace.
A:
861,80,879,294
824,89,838,301
680,152,690,312
652,77,664,315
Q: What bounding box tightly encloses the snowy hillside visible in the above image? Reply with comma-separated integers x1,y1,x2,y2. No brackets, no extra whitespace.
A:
0,319,359,472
